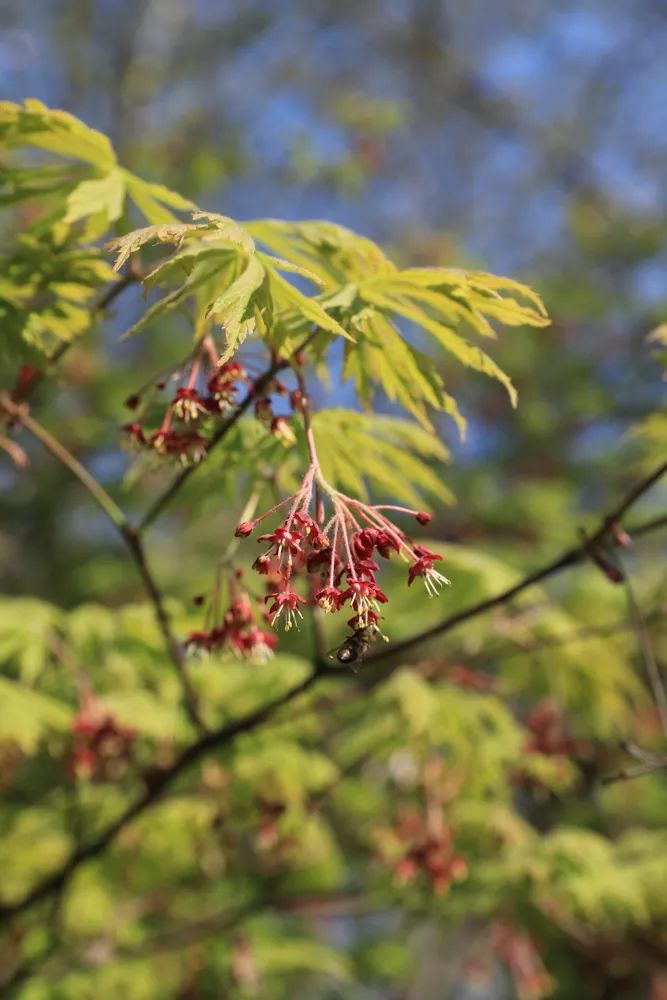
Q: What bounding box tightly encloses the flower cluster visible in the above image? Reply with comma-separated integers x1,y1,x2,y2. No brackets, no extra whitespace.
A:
122,338,249,465
490,921,556,1000
185,587,277,662
235,463,449,641
389,808,468,894
122,336,304,467
375,757,466,894
523,699,591,758
513,699,592,793
67,688,136,781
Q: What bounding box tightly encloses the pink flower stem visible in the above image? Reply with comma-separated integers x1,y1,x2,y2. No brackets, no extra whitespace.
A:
354,504,419,561
187,353,202,389
286,467,314,529
246,492,296,528
203,337,219,368
346,508,363,531
159,404,174,434
372,504,421,516
328,520,339,587
335,503,359,580
322,513,337,535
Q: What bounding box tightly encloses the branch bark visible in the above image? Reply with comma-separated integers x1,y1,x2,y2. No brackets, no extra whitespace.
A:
138,328,322,532
0,671,319,927
0,436,667,925
1,461,665,929
362,461,667,667
0,394,205,732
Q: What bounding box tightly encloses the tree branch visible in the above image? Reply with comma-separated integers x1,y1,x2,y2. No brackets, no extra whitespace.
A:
1,461,664,929
363,461,667,667
6,270,139,407
0,394,126,527
0,670,320,927
138,329,322,532
622,565,667,736
120,524,204,730
0,395,205,732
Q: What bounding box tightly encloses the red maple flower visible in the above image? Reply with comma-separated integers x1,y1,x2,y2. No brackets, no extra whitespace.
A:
172,387,208,422
408,545,450,595
352,529,380,559
264,589,307,629
343,579,388,623
257,525,303,557
314,586,345,612
122,421,146,446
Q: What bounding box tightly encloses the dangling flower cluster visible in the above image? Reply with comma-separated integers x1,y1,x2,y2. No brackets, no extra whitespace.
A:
235,458,449,636
67,687,136,782
376,757,467,895
185,585,278,662
513,699,592,792
490,921,556,1000
121,336,253,466
522,699,591,758
388,808,468,894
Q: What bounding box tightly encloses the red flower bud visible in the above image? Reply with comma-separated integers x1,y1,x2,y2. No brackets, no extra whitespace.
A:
235,521,254,537
290,389,305,411
270,416,296,446
611,522,632,548
252,554,272,575
416,511,432,525
122,422,146,445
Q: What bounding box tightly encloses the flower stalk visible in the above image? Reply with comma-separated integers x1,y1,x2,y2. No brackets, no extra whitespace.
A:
232,377,450,643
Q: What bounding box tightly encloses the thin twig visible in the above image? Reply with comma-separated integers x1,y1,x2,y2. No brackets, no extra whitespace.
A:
362,461,667,667
465,603,667,666
602,760,667,785
121,524,204,730
138,329,322,532
0,670,320,927
1,461,665,928
0,394,126,527
0,396,205,732
622,565,667,736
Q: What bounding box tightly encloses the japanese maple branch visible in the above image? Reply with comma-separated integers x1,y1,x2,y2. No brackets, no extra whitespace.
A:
0,394,204,732
1,459,664,929
120,523,204,729
0,670,320,927
0,394,126,527
363,460,667,666
6,268,140,407
138,329,322,532
622,566,667,736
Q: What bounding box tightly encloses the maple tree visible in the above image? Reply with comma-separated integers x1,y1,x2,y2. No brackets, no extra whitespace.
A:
0,98,665,1000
